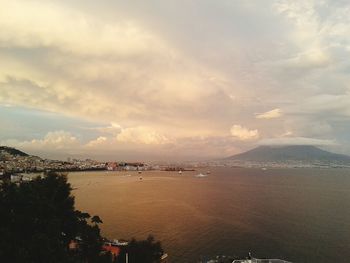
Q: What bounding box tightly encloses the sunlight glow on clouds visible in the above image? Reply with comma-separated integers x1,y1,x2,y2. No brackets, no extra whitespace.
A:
1,0,350,159
256,108,282,119
116,127,172,145
85,136,108,148
2,131,79,151
230,125,259,141
0,1,164,56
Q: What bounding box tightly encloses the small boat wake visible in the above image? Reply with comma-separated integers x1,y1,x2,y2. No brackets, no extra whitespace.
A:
195,173,208,178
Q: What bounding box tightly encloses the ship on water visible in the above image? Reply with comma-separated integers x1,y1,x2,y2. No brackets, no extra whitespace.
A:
232,259,291,263
202,253,292,263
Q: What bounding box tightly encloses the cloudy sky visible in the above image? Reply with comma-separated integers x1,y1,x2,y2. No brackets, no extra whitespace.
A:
1,0,350,161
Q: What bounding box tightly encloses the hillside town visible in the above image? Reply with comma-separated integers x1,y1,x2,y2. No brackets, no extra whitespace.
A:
0,146,152,180
0,146,196,184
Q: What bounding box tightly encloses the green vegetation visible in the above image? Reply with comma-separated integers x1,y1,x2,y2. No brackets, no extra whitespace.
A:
0,172,163,263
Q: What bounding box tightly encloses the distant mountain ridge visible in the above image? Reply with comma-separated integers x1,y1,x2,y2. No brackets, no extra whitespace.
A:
225,145,350,163
0,146,29,157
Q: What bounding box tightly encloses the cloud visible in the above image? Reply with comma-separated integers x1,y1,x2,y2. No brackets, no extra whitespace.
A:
282,118,334,138
89,123,174,145
0,0,232,138
288,49,331,69
0,1,167,57
85,136,108,148
1,1,350,158
93,122,122,136
2,131,79,151
116,126,172,145
290,93,350,116
230,125,259,141
256,108,282,119
258,137,337,146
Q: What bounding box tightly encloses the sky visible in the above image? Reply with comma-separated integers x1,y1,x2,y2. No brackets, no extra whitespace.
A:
1,0,350,161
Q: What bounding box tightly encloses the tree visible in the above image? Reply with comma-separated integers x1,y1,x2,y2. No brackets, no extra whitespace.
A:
116,235,164,263
0,172,105,263
0,171,163,263
91,215,103,225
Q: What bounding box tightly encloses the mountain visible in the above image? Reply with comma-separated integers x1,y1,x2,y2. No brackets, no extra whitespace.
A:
225,145,350,163
0,146,29,157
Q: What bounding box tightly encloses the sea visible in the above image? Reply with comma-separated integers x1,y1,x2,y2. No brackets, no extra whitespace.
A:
68,167,350,263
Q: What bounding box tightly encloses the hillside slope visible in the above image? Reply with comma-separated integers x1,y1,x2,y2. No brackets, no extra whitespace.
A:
226,145,350,163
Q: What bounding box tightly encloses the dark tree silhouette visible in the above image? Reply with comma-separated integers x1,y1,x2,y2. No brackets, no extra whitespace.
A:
91,215,103,225
0,172,107,263
0,171,163,263
116,235,164,263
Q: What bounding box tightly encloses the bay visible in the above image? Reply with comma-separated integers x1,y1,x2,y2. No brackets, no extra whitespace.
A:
68,167,350,262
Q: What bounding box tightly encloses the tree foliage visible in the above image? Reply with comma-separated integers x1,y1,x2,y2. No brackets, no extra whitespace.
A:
0,172,108,263
0,172,163,263
117,235,164,263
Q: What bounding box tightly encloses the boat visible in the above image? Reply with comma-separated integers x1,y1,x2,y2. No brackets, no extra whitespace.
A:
232,258,291,263
206,170,211,174
178,170,182,174
261,167,267,171
103,238,129,247
111,239,128,246
195,173,207,178
139,176,143,181
138,171,142,174
205,253,292,263
160,253,168,260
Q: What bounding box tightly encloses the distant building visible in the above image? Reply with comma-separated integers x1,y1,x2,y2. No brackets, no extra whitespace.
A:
68,240,79,251
107,162,118,171
10,174,21,183
102,244,120,260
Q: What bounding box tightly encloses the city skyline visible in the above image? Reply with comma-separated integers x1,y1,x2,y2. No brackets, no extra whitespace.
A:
1,0,350,161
